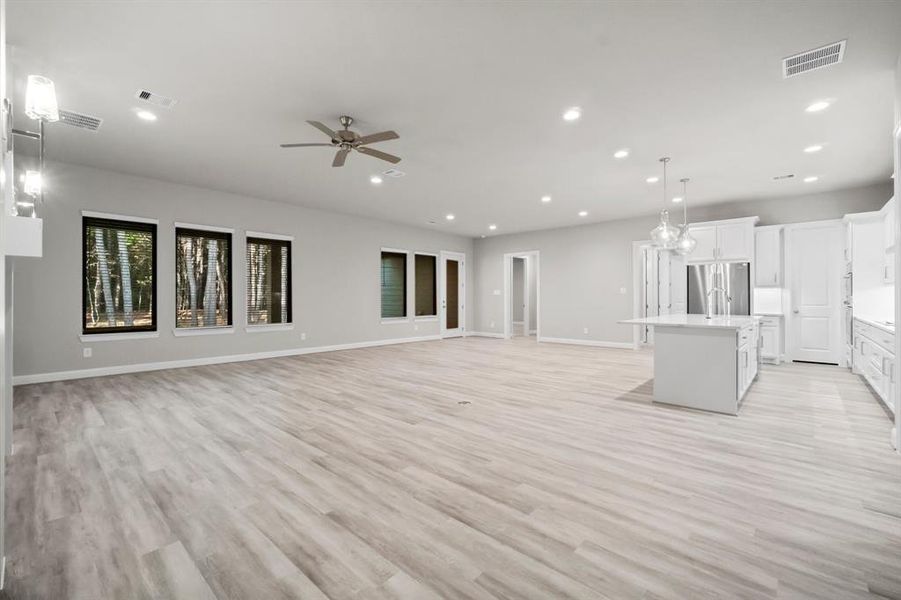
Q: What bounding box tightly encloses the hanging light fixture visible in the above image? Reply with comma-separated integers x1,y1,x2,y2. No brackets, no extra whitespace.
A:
649,157,679,249
673,177,697,255
24,75,59,122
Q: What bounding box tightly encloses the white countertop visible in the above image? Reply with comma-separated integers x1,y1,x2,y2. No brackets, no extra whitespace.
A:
620,314,760,330
854,315,895,334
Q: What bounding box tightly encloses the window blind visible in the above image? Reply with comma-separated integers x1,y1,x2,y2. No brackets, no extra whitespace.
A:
83,216,157,334
381,251,407,318
175,228,232,328
246,237,292,325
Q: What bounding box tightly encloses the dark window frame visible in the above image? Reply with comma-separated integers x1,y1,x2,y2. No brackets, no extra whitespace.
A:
414,253,438,317
246,236,293,326
175,227,233,328
82,216,158,335
380,250,408,319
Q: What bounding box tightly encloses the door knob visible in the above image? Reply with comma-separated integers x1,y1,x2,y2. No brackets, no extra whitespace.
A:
793,309,799,314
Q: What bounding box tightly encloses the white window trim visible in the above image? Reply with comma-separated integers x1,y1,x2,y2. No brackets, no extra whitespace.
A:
173,326,235,337
245,230,294,242
79,331,160,342
413,252,439,320
380,317,411,325
82,210,159,225
380,247,410,322
245,323,294,333
175,222,235,234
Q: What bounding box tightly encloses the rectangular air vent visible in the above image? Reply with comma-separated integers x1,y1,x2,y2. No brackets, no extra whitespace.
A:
135,89,177,109
58,109,103,131
772,174,795,181
783,40,845,78
382,169,405,178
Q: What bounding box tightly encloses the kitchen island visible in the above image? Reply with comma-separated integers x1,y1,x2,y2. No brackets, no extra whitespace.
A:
620,314,760,415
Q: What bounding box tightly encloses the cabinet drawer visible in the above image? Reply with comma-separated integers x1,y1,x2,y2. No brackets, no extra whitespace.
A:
759,317,779,327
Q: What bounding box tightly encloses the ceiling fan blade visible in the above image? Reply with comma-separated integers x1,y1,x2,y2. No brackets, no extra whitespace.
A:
356,130,399,145
332,148,350,167
307,120,337,139
280,143,334,148
357,146,401,164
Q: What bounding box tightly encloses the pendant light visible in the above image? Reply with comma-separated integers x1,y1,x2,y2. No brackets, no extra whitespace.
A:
649,157,679,249
673,177,697,255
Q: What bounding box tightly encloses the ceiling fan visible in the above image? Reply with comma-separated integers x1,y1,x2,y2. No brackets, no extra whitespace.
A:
280,116,401,167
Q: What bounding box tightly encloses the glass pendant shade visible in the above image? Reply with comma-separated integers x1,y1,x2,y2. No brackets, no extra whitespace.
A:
673,224,697,255
23,170,42,197
24,75,59,122
650,209,679,249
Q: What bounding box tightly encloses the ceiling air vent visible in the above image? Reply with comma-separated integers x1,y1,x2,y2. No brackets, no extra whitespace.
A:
772,174,795,181
58,109,103,131
782,40,846,78
135,89,177,109
382,168,405,178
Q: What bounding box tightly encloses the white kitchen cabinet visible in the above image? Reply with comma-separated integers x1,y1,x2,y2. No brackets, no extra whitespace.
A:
852,317,895,416
754,226,782,287
884,197,896,253
689,225,717,262
687,217,759,264
758,315,782,364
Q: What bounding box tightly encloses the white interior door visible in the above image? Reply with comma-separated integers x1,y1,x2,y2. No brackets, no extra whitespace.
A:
441,252,465,338
787,222,842,364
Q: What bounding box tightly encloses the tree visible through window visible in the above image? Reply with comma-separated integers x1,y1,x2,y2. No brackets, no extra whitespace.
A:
246,237,291,325
176,228,232,328
83,216,156,333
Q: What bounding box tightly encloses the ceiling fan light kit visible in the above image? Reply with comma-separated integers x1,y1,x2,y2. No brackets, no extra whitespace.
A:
281,115,401,167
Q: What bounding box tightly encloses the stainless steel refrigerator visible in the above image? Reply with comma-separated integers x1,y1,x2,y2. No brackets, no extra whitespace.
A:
687,262,751,316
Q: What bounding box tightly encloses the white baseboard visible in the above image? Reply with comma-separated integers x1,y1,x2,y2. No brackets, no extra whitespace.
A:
540,337,636,349
13,335,442,386
467,331,505,339
1,555,6,590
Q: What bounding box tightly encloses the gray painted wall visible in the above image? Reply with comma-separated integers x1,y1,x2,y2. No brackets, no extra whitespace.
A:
473,182,892,343
14,161,473,377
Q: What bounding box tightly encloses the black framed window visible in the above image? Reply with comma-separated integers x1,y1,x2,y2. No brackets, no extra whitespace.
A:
83,216,157,334
381,250,407,319
414,254,437,317
175,227,232,328
246,237,292,325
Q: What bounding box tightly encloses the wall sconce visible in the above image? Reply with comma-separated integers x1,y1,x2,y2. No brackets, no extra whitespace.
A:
7,74,59,212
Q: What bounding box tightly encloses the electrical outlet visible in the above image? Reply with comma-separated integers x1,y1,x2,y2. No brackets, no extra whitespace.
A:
414,324,418,331
583,327,589,335
619,287,627,294
300,332,307,341
83,347,92,358
490,320,495,328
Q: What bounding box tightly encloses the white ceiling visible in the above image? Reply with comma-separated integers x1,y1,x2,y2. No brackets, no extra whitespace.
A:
7,1,901,237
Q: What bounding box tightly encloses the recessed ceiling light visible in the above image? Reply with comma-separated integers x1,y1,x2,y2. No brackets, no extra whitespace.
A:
805,100,830,113
803,176,819,183
541,195,552,203
646,176,659,184
803,144,823,153
136,109,157,121
578,210,588,217
369,175,383,184
488,224,497,231
672,196,683,203
445,214,455,221
562,107,581,121
613,149,629,159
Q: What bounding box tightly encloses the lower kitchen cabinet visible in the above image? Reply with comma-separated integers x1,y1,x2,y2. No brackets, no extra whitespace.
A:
757,315,782,364
852,317,896,416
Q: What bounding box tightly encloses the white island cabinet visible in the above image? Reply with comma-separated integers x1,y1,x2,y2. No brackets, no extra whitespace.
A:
620,314,760,415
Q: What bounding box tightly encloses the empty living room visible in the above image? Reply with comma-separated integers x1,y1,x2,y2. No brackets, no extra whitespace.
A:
1,1,901,598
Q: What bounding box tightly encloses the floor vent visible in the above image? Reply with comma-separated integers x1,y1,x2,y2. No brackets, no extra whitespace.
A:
135,89,177,109
783,40,845,78
58,109,103,131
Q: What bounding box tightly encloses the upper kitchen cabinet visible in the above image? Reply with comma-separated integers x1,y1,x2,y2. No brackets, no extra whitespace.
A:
755,225,783,287
882,197,895,283
687,217,759,263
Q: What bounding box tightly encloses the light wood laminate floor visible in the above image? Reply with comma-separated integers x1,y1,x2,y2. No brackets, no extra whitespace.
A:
5,337,901,599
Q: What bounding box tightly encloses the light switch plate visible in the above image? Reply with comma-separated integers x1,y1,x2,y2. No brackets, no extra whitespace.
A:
300,333,307,341
619,287,627,294
583,327,589,335
493,290,501,296
83,347,92,358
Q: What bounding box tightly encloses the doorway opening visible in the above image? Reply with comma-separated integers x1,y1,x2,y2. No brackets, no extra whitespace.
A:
503,251,539,340
631,241,686,346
